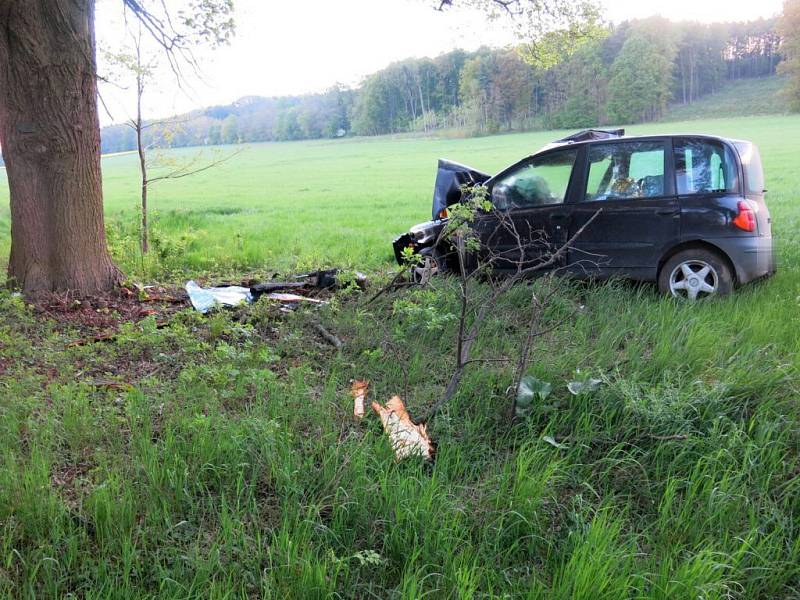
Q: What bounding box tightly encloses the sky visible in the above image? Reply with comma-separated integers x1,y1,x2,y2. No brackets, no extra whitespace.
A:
95,0,785,126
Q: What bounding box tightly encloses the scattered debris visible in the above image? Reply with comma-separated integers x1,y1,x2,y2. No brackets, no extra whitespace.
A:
351,380,369,419
314,322,343,349
249,281,307,297
249,268,368,300
567,377,603,396
371,396,433,461
541,435,568,450
187,269,360,312
266,292,326,304
185,280,252,313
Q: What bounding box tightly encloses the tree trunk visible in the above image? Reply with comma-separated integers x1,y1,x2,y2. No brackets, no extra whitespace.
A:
0,0,122,293
135,48,148,255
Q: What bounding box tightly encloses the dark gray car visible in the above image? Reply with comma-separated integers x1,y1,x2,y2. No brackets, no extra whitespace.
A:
393,129,775,299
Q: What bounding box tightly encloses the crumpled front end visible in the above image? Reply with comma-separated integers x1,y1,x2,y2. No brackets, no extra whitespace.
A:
392,220,445,265
393,159,489,266
431,159,490,221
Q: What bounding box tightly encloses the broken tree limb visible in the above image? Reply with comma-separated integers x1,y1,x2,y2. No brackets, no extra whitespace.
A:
313,322,343,349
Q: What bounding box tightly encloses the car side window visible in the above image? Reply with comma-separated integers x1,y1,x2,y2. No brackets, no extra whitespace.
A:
583,141,666,202
733,141,764,194
491,149,577,209
674,139,738,195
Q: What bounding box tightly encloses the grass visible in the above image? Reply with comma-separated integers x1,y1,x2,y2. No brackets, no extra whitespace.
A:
1,113,800,597
662,75,791,122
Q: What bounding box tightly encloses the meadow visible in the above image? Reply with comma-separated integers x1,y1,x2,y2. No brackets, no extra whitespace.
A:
1,113,800,598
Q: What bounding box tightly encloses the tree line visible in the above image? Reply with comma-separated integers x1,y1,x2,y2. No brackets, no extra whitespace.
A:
100,15,785,150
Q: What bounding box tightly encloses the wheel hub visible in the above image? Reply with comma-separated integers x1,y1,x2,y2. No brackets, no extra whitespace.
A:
668,259,719,300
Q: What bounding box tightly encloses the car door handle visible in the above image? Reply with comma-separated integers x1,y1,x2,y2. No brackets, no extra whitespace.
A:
655,208,679,216
550,212,569,221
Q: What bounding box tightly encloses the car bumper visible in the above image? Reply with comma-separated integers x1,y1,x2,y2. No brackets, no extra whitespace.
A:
708,235,775,284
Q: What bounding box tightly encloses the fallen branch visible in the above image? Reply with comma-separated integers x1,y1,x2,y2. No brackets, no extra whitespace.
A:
366,271,411,305
313,322,343,349
66,332,117,347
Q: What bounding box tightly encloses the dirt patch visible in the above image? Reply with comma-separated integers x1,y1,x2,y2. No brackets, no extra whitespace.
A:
31,285,187,342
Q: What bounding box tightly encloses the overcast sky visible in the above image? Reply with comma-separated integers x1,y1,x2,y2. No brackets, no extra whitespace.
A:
96,0,784,126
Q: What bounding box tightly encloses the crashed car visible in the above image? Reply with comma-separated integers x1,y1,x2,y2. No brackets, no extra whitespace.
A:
393,129,775,299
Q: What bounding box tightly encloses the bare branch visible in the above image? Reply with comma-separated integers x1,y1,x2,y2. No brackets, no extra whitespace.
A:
146,148,243,184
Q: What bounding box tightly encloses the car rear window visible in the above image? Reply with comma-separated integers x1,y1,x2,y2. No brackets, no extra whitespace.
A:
734,141,765,194
674,139,738,195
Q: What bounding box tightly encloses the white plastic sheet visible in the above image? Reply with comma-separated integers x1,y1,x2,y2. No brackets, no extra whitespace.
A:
185,280,252,313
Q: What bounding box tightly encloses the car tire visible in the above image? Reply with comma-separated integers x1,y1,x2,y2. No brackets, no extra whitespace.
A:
411,247,443,284
658,248,734,300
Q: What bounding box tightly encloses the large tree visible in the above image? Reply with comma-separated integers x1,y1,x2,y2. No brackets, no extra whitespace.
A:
0,0,233,294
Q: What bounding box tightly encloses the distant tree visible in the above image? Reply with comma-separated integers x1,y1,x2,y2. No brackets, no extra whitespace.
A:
353,75,396,135
673,23,727,104
606,21,677,124
275,108,302,141
549,38,608,127
435,0,604,69
207,122,222,145
221,114,240,144
779,0,800,111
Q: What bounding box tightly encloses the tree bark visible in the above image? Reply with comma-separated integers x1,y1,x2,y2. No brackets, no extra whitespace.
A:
0,0,122,293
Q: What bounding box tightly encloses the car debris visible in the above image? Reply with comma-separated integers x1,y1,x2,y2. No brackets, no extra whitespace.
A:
185,268,365,313
567,377,603,396
250,268,367,300
186,280,252,313
371,396,433,461
351,380,369,419
265,292,326,304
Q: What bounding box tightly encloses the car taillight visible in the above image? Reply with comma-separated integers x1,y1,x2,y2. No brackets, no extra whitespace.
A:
438,208,449,219
732,200,756,232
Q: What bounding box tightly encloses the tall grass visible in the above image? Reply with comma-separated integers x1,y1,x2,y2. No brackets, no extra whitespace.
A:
0,113,799,596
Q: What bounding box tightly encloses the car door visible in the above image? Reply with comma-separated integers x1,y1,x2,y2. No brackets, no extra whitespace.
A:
476,148,579,272
567,139,680,277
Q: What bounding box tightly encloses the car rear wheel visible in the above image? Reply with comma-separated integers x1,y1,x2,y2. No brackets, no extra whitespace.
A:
658,248,733,300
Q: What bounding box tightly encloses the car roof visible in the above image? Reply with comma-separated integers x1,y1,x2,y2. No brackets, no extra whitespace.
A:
538,129,748,153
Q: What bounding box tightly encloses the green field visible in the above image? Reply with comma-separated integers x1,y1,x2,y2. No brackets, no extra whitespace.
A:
2,114,800,597
2,113,797,277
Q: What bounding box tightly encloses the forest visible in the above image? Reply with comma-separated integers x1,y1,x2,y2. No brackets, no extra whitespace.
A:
100,16,784,152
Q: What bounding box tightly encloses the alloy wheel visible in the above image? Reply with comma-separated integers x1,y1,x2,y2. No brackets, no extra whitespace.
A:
668,260,719,300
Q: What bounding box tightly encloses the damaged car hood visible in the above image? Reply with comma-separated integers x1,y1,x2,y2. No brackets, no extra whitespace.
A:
432,159,490,220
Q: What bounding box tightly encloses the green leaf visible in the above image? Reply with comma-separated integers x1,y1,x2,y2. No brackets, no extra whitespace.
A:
515,375,552,417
